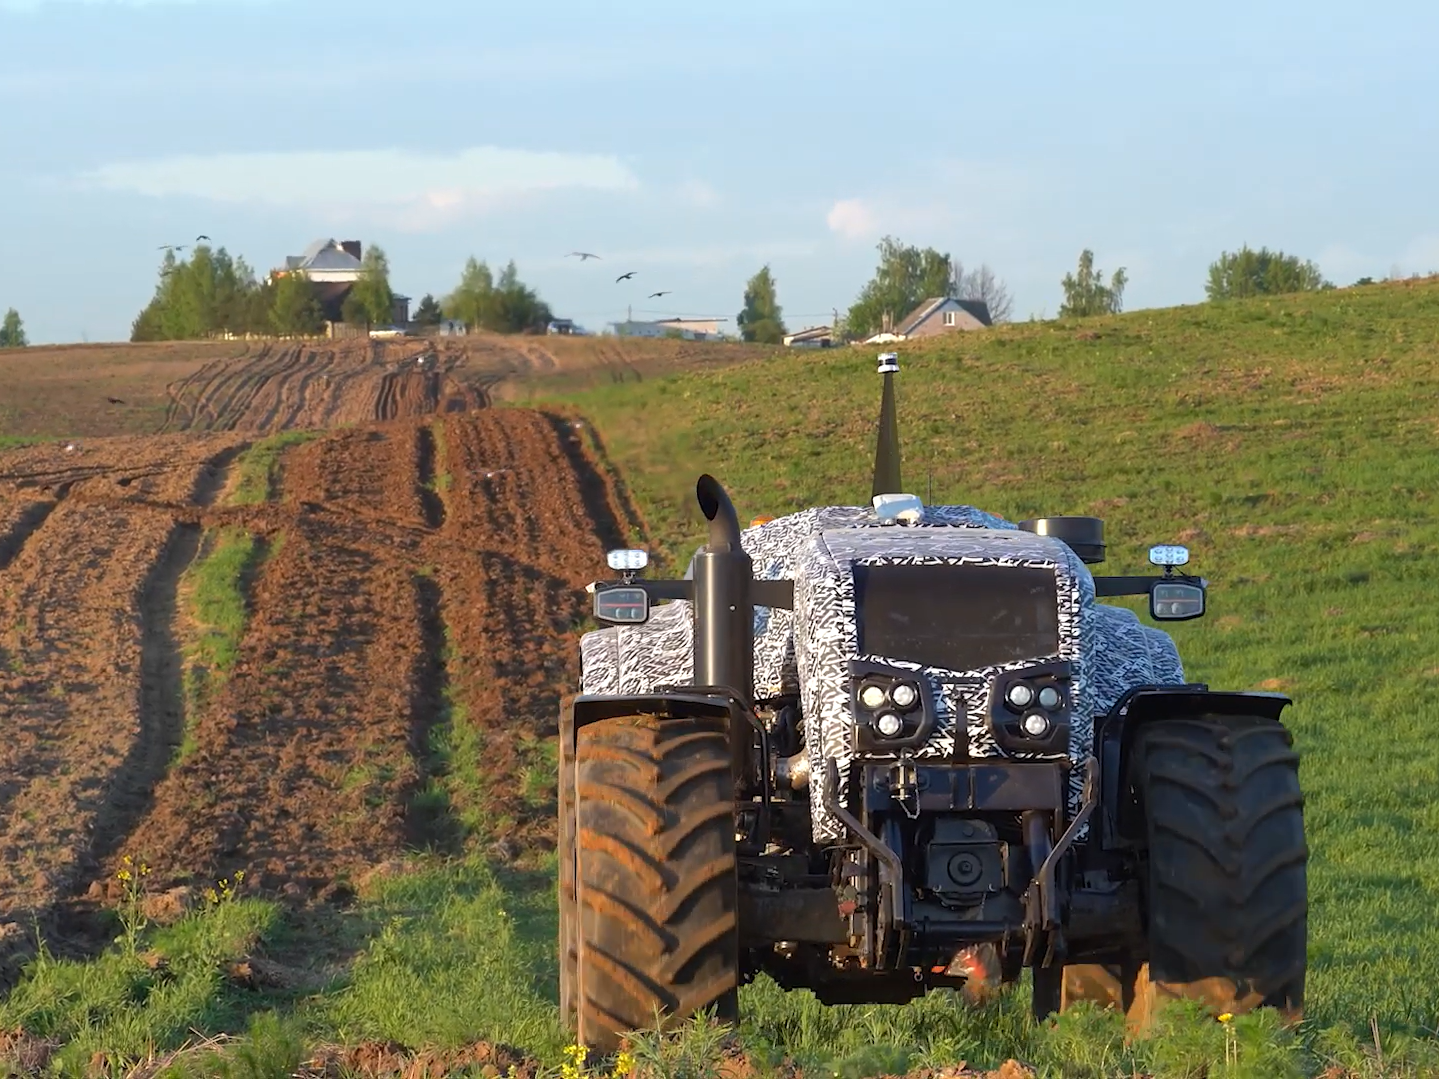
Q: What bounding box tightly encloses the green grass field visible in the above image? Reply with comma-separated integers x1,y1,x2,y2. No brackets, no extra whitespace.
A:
521,279,1439,1061
4,280,1439,1076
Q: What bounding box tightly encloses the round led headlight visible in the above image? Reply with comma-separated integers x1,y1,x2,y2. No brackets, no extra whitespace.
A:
1037,686,1062,711
860,684,887,710
874,712,904,738
1005,683,1034,709
890,682,918,709
1021,712,1051,738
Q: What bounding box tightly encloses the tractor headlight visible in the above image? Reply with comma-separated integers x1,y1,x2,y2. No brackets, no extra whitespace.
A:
860,684,887,710
874,713,904,738
1021,712,1051,738
1037,686,1062,711
1005,683,1034,710
890,682,919,710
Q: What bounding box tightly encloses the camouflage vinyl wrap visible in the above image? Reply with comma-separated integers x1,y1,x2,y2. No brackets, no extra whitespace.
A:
578,503,1184,843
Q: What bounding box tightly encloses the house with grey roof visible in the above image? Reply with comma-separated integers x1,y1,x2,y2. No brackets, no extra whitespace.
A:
863,296,993,343
272,238,409,327
281,239,365,282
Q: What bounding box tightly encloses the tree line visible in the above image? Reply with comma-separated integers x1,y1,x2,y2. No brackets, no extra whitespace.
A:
116,232,1362,347
735,239,1349,345
129,243,554,342
130,244,399,341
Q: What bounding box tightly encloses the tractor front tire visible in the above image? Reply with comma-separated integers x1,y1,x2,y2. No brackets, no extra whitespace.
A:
1127,714,1307,1030
573,713,740,1052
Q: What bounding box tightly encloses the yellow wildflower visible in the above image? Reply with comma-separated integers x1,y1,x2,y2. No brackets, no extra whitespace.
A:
1218,1012,1234,1023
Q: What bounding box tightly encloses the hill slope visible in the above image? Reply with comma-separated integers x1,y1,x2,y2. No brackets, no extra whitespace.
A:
532,277,1439,1035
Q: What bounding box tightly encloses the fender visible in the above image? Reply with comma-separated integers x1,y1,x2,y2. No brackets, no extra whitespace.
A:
562,690,753,787
1093,685,1294,847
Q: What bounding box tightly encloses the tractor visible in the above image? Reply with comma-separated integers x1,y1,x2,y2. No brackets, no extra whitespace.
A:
558,351,1306,1051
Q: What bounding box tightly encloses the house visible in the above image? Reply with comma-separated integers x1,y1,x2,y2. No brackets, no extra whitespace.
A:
278,239,365,283
271,239,409,327
609,317,727,340
862,297,992,344
783,325,833,348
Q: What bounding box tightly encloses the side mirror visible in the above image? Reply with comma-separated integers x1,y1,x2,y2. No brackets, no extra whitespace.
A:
607,549,648,572
1148,544,1190,569
1150,580,1205,621
595,585,650,625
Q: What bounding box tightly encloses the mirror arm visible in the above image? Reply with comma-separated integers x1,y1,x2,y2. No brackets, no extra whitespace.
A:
1093,574,1205,598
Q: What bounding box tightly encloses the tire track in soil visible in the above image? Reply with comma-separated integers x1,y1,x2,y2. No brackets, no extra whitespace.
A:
84,522,200,867
0,501,191,924
112,425,436,896
415,424,447,530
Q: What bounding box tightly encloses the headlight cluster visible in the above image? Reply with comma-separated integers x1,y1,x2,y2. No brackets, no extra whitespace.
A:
988,661,1073,754
850,662,936,752
1003,681,1065,738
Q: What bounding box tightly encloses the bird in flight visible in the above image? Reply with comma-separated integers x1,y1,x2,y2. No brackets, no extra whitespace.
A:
648,290,671,299
615,271,637,282
158,244,188,253
195,234,211,242
568,251,601,260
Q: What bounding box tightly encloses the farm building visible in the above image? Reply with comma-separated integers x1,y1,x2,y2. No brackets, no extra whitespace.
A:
784,325,833,348
608,317,727,340
862,297,992,344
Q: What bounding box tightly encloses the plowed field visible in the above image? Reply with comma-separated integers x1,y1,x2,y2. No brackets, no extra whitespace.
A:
0,407,628,932
2,333,774,441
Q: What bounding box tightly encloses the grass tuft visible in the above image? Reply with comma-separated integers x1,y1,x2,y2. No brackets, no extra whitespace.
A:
229,430,319,505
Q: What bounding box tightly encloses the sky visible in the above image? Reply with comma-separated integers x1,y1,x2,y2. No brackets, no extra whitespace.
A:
1,0,1437,345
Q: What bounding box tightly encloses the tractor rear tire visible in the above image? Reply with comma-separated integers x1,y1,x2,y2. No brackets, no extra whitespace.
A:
573,713,739,1052
1127,714,1307,1030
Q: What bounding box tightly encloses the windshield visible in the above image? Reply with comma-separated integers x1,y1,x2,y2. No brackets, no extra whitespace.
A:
853,562,1060,672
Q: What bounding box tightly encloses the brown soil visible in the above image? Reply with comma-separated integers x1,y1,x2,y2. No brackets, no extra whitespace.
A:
0,402,629,933
1,333,775,442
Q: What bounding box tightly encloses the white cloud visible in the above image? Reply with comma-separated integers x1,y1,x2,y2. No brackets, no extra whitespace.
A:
826,198,879,240
75,147,639,231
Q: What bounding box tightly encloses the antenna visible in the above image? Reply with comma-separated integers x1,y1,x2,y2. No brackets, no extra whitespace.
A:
871,352,902,499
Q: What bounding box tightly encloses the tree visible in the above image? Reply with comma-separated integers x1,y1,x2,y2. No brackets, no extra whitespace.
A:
343,244,395,325
950,262,1014,323
0,308,26,348
413,293,443,327
1205,245,1331,300
736,265,786,343
845,236,956,339
270,273,324,335
1059,249,1128,318
444,257,495,330
130,244,266,341
443,257,551,333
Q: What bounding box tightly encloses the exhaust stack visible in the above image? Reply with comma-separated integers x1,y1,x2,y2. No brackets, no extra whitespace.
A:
871,352,903,500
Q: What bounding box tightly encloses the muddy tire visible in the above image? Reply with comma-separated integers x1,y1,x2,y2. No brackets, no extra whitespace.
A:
559,717,577,1028
573,713,739,1052
1127,714,1307,1029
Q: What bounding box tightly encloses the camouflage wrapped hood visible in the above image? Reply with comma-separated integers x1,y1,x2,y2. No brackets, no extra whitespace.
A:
579,502,1185,842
